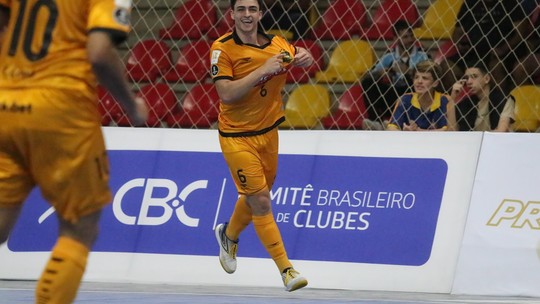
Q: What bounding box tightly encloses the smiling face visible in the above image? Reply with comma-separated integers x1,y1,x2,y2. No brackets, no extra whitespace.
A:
231,0,262,34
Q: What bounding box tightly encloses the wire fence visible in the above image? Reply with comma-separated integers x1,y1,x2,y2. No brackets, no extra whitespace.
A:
103,0,540,132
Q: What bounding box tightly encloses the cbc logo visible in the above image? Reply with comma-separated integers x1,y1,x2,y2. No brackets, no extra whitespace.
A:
113,178,208,227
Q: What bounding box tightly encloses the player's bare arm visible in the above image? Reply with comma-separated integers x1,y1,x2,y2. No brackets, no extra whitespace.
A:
215,53,287,104
87,31,148,126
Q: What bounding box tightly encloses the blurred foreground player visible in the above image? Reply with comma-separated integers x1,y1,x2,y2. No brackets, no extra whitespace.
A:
0,0,147,303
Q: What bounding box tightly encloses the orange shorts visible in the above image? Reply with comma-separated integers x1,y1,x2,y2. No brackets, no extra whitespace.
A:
219,128,279,195
0,88,111,223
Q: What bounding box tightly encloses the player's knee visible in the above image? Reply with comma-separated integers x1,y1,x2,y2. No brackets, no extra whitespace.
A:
247,193,272,215
81,224,100,246
60,225,99,249
59,212,101,248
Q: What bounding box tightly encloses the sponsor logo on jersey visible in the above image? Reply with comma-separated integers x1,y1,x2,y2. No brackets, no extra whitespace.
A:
114,7,130,26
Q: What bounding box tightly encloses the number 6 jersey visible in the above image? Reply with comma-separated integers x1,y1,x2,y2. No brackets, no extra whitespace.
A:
210,31,296,136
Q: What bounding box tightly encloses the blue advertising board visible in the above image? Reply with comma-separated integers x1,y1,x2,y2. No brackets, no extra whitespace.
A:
8,150,447,266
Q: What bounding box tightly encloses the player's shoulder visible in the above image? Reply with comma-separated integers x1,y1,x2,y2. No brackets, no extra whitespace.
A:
268,34,293,49
213,32,235,47
269,34,288,43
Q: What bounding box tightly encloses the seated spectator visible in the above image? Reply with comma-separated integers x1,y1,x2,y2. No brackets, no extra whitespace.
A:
261,0,311,40
448,65,515,132
440,0,528,94
361,20,430,130
512,0,540,87
387,60,454,131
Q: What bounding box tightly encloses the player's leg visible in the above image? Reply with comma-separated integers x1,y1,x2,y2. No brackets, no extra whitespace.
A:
250,129,307,292
34,148,110,304
225,195,252,241
215,135,259,274
248,182,307,292
214,194,250,274
0,155,26,245
0,205,22,245
0,107,34,245
249,129,291,271
35,210,102,304
216,133,277,274
249,189,291,271
30,92,111,303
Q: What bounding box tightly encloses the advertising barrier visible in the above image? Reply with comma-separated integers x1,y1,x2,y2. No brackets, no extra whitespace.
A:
0,129,481,293
452,133,540,297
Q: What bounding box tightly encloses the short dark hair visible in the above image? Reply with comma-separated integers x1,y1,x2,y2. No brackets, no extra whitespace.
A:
230,0,264,10
467,63,490,75
393,20,411,35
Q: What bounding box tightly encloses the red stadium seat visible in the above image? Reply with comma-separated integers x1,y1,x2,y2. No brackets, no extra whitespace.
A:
311,0,368,40
363,0,421,40
137,83,178,127
163,40,212,83
207,9,234,40
159,0,217,40
286,40,325,83
97,86,127,126
126,39,172,82
166,83,220,128
321,85,367,130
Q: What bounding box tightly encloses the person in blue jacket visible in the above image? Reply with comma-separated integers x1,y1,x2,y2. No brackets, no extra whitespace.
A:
387,60,454,131
362,20,430,130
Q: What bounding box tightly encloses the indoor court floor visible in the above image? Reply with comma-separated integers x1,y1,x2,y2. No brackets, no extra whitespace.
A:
1,280,540,304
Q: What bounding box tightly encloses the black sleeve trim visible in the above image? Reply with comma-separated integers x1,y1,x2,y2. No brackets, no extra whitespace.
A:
219,34,234,43
88,28,128,45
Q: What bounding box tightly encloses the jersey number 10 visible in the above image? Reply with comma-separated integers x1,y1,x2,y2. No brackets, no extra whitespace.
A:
8,0,58,61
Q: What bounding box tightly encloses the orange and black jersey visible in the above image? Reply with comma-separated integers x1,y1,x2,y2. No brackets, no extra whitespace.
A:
0,0,131,92
210,30,296,136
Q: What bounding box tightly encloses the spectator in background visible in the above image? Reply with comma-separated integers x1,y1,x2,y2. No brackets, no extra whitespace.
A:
448,65,515,132
387,60,453,131
261,0,311,40
512,0,540,87
441,0,528,93
361,20,429,130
